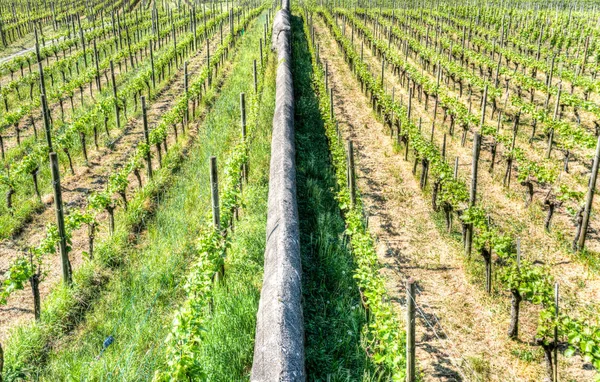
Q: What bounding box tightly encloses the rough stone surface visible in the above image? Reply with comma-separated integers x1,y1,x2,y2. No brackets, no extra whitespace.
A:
250,2,305,381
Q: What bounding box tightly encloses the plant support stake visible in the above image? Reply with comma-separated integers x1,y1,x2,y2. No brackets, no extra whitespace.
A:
50,152,71,285
141,96,152,179
253,59,258,93
466,132,481,256
241,92,248,182
347,140,356,207
110,60,120,129
406,278,416,382
210,156,220,230
554,283,559,382
41,93,52,151
577,133,600,251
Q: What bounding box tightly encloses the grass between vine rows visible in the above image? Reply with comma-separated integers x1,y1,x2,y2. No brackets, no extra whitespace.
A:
2,10,273,381
164,29,276,380
0,8,230,239
291,12,375,380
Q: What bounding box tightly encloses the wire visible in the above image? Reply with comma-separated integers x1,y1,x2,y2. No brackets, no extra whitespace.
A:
406,286,482,382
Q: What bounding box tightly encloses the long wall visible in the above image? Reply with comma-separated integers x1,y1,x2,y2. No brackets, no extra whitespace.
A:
250,0,306,380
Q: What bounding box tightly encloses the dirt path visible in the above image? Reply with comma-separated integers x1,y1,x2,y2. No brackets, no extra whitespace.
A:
0,22,184,155
352,12,597,194
352,14,600,222
342,16,600,316
313,16,595,382
0,25,230,341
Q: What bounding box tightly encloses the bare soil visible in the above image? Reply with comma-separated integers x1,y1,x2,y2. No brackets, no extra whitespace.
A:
0,26,230,341
0,26,175,156
343,16,600,321
314,16,596,381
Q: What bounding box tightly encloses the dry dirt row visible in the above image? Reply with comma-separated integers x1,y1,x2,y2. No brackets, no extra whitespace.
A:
360,13,599,181
342,16,600,318
0,24,230,341
313,16,595,382
356,15,600,223
0,20,200,154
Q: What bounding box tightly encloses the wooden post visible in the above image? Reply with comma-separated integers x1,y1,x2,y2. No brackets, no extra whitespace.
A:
141,96,152,179
50,152,71,285
253,59,258,93
93,39,101,91
78,17,87,67
206,29,211,86
259,38,263,67
191,8,197,50
172,24,177,66
110,61,120,129
547,84,561,159
406,278,416,382
581,36,590,74
442,133,447,159
347,140,356,207
184,61,189,125
548,55,556,87
480,85,488,129
386,92,395,139
240,93,248,182
577,133,600,251
434,63,441,119
325,61,328,91
361,40,363,61
466,132,481,256
210,156,220,230
381,55,385,87
554,283,559,382
454,157,459,179
536,24,544,60
264,21,267,44
494,54,502,87
229,8,234,39
35,31,47,96
210,155,223,278
0,341,4,382
150,38,156,88
407,87,412,120
41,94,52,151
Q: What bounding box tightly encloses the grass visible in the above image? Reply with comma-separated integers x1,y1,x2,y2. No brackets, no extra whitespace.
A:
291,12,373,380
2,10,271,381
0,10,230,239
38,13,272,381
188,90,273,378
163,36,277,380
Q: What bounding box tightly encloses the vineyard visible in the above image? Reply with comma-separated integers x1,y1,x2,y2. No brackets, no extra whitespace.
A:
0,0,599,380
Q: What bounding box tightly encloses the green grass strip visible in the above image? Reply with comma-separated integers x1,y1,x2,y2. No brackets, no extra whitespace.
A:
2,8,268,381
290,11,373,381
155,19,276,381
36,11,271,381
299,9,408,380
